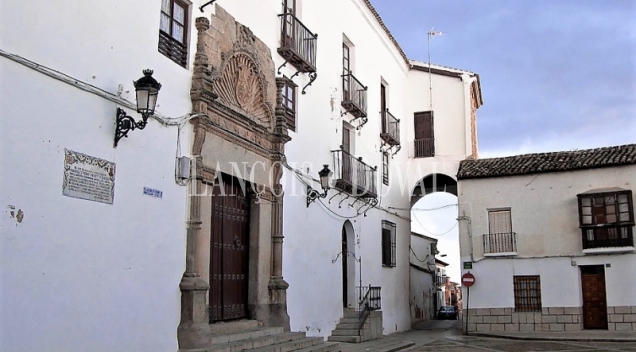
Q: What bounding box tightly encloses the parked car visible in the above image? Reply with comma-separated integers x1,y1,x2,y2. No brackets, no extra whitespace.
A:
437,306,458,320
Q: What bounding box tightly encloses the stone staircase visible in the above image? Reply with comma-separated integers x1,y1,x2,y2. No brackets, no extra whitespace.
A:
328,308,382,344
180,326,341,352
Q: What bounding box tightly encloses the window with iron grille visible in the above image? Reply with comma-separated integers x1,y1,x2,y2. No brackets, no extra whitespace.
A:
382,153,389,186
382,220,396,267
513,276,542,311
281,78,297,131
578,190,634,249
159,0,189,67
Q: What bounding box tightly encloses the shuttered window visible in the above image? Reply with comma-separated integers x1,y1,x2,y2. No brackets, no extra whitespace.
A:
488,209,512,235
159,0,189,67
281,78,297,131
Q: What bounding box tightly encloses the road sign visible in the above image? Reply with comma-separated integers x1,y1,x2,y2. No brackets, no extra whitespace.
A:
462,272,476,287
463,261,472,269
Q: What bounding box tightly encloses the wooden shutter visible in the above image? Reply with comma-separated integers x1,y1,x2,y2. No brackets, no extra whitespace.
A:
414,111,433,140
342,124,351,153
488,210,512,234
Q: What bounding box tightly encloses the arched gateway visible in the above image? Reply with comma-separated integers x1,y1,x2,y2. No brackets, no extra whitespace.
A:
178,10,292,349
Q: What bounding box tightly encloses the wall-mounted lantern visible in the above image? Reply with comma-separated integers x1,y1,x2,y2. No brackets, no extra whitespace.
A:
114,69,162,147
306,164,332,207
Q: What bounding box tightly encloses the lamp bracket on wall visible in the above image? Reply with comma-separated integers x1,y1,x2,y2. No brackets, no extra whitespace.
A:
306,186,328,208
199,0,217,12
114,108,149,147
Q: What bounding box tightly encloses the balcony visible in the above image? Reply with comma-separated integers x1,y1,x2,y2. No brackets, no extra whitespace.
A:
414,138,434,158
331,149,377,198
582,226,634,253
341,73,367,119
483,232,517,256
435,275,447,286
380,109,400,147
277,12,317,73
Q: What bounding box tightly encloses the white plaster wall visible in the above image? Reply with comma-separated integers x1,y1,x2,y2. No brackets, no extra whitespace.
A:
212,0,416,337
409,235,436,321
0,0,199,350
458,165,636,310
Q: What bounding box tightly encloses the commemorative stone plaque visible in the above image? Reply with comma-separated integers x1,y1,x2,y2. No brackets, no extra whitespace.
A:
62,149,115,204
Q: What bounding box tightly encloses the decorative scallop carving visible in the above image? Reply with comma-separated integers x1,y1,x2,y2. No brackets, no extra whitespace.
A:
213,52,272,128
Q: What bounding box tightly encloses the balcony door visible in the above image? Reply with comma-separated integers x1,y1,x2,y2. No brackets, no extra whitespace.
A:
342,123,352,184
581,265,608,329
282,0,296,46
342,44,350,101
414,111,434,157
380,84,386,133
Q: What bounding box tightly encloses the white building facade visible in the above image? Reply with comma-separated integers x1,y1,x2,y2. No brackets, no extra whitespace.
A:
457,144,636,333
1,0,481,350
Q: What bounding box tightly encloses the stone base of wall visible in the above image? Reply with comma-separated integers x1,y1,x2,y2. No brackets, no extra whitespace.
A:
465,306,636,332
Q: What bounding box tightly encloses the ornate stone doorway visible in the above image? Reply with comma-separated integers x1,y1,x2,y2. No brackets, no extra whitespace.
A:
178,6,292,349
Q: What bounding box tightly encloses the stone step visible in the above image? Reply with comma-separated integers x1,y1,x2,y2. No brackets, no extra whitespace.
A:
292,341,341,352
330,329,359,336
245,336,324,352
327,335,361,344
209,327,285,345
334,323,358,330
338,318,359,325
208,332,305,352
343,312,359,319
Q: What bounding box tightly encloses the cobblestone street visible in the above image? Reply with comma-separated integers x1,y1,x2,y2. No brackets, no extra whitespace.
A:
340,319,636,352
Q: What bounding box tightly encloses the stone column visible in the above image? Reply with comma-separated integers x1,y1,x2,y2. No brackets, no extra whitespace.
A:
178,176,212,348
267,183,290,330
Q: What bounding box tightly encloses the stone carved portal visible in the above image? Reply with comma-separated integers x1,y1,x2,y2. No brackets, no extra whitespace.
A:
178,5,291,349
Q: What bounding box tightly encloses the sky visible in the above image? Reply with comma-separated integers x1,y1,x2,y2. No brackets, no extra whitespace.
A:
370,0,636,158
369,0,636,281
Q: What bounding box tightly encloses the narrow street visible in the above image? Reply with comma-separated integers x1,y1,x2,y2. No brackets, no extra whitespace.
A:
342,318,636,352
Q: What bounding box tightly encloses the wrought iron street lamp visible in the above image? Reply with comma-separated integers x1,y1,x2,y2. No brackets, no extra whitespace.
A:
114,69,162,147
307,164,332,207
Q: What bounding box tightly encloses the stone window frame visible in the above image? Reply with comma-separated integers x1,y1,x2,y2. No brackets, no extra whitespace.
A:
381,220,396,267
159,0,190,67
513,275,542,312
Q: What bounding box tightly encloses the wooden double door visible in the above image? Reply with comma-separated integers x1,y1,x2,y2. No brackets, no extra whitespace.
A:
209,176,250,322
581,265,608,329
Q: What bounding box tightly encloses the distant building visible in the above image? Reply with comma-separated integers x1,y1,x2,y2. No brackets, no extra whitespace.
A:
457,144,636,332
409,232,438,321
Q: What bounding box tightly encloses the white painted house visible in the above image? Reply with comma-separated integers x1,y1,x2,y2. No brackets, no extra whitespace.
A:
1,0,481,350
457,144,636,333
409,232,438,322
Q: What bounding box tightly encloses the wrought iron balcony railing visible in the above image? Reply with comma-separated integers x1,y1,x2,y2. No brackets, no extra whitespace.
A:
277,12,317,73
414,138,434,158
341,73,367,119
331,149,377,198
380,109,400,147
483,232,517,255
582,226,633,250
435,275,447,286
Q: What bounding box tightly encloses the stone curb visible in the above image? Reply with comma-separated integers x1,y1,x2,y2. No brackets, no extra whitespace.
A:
470,332,636,342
